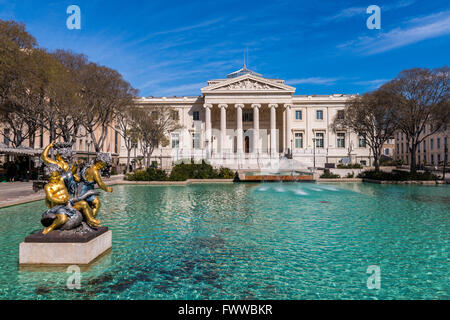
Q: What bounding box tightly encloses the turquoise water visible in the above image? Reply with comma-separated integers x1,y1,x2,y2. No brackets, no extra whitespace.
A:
0,183,448,300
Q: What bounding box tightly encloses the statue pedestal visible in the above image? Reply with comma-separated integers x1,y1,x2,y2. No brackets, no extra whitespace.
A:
19,227,112,265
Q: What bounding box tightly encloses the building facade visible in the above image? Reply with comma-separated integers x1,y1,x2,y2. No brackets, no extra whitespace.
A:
120,68,374,170
1,123,120,163
395,125,449,167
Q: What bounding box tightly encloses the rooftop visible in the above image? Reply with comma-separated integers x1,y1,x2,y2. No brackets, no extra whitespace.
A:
226,65,262,79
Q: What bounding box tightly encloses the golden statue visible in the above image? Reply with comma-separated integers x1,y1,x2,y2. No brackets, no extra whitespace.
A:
79,153,113,218
41,141,80,196
41,164,101,234
39,142,113,235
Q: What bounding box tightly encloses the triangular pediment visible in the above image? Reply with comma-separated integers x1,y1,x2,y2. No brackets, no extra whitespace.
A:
201,74,296,94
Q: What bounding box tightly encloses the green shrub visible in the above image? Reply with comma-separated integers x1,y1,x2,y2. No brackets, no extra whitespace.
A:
126,161,235,181
217,167,235,179
320,172,341,179
337,163,363,169
125,167,168,181
169,161,234,181
358,170,438,181
346,172,355,178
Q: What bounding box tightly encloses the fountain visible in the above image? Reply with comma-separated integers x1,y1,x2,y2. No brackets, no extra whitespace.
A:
19,142,113,266
242,156,314,182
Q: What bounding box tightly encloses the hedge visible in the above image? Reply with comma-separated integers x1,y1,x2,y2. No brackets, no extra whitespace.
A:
125,161,235,181
357,170,438,181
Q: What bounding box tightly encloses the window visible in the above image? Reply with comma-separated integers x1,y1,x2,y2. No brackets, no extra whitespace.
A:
315,132,324,148
337,133,345,148
294,132,303,149
172,110,179,121
430,139,434,150
360,160,367,166
316,110,323,120
295,110,302,120
172,133,180,149
401,143,404,154
337,110,344,120
437,138,441,149
438,154,441,163
3,128,10,146
151,111,158,118
423,140,426,152
359,136,366,148
431,154,434,165
193,111,200,121
384,148,390,156
243,111,253,122
192,132,201,149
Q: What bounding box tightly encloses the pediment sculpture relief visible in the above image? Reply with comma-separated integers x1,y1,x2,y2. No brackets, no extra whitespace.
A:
225,79,276,90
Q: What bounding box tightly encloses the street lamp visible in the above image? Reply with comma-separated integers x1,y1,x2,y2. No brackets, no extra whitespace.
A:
290,139,293,159
443,142,448,181
87,141,91,163
312,137,316,171
132,142,138,171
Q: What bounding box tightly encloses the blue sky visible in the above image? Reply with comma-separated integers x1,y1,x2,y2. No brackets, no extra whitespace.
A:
1,0,449,97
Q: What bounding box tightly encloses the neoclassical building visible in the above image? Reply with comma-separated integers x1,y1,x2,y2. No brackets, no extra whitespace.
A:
121,67,373,170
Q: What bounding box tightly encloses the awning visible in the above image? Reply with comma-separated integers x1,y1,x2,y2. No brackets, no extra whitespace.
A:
0,144,43,156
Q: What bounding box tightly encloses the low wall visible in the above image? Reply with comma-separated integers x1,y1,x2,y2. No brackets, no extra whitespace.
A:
363,179,445,185
114,179,234,186
318,178,362,183
329,168,364,177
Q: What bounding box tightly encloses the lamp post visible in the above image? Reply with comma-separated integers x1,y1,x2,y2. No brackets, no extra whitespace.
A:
443,142,448,181
87,141,91,163
132,142,137,171
290,139,293,159
312,137,316,171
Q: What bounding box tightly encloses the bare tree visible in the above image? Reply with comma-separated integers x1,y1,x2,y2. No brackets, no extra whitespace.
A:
133,106,182,168
51,50,87,143
78,63,136,153
332,90,398,172
383,67,449,172
113,105,140,173
0,20,37,147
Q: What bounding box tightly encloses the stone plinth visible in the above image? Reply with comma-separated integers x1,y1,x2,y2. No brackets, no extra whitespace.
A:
19,227,112,265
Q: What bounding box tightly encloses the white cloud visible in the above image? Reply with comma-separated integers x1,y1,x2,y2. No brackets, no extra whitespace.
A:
321,0,416,23
286,77,341,85
344,10,450,55
354,79,391,88
155,82,205,96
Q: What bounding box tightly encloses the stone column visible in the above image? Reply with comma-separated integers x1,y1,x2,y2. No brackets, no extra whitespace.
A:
269,104,278,156
284,104,292,155
235,104,244,156
251,104,261,154
204,103,212,158
219,104,228,155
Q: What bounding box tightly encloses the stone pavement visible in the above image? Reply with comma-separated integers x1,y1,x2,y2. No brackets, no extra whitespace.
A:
0,175,125,209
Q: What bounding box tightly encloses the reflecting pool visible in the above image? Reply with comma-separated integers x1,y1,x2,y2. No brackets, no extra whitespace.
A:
0,183,448,299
